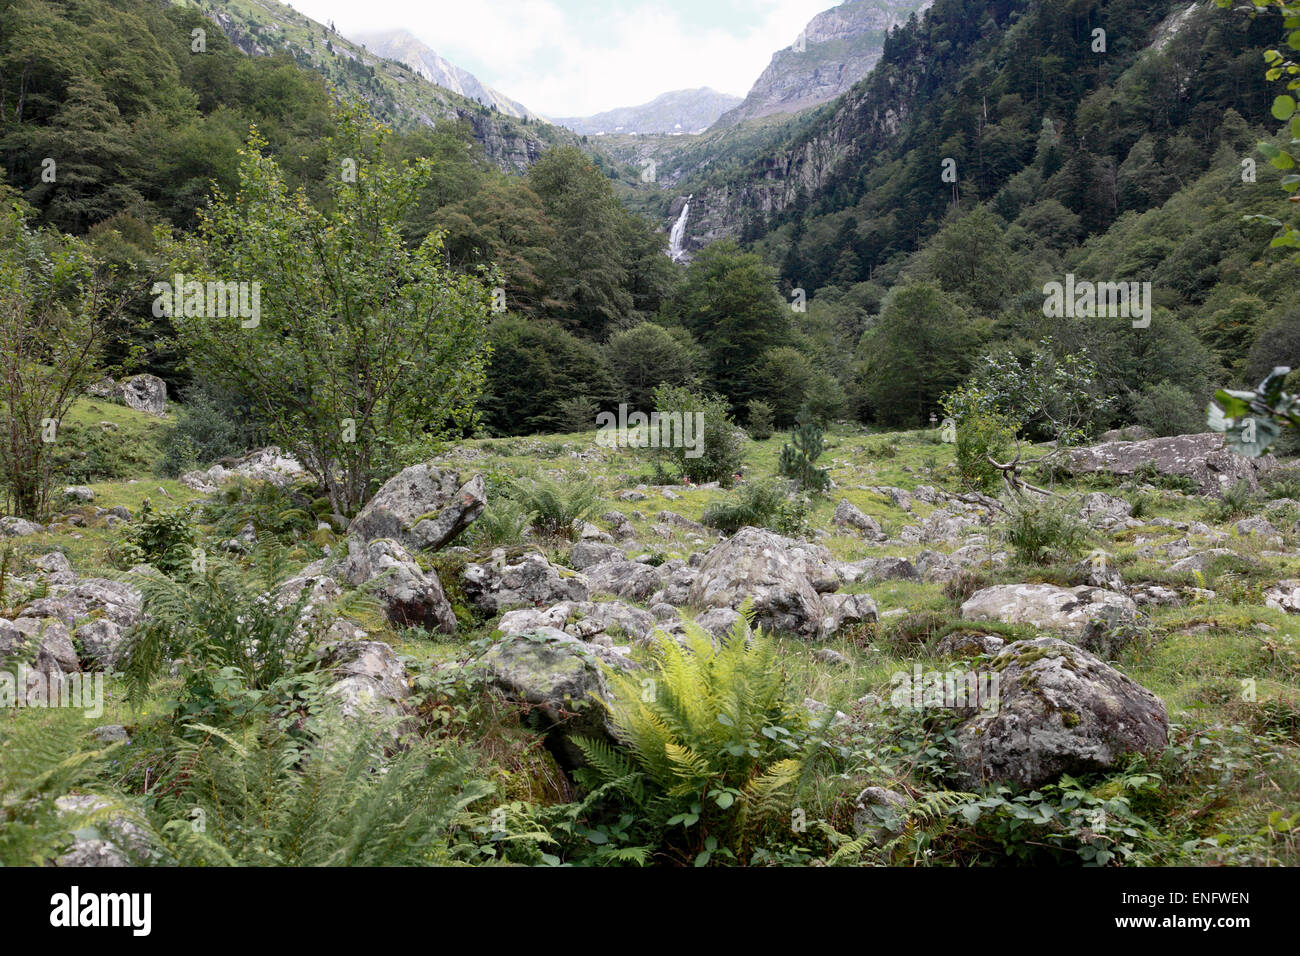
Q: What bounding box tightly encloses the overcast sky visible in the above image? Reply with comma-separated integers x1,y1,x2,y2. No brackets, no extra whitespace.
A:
289,0,833,117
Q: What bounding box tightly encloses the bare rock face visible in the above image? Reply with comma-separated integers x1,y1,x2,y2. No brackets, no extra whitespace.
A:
114,374,167,415
953,638,1169,789
1067,433,1276,496
688,527,824,638
349,463,485,552
339,537,456,634
961,584,1139,656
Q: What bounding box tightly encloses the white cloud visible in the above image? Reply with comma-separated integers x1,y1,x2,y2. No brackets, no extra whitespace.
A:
290,0,832,116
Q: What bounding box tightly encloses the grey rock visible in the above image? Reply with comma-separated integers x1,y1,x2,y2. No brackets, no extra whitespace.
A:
961,584,1139,656
688,527,824,638
462,552,589,614
820,592,879,637
953,638,1168,789
935,630,1006,659
832,499,887,540
581,559,661,603
350,464,486,553
114,374,167,415
0,516,44,537
1067,433,1276,496
340,537,456,634
569,540,627,570
498,600,656,644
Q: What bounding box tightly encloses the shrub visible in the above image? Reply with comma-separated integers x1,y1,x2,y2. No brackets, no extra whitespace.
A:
1260,466,1300,502
941,383,1015,493
702,480,808,536
464,498,532,549
116,503,198,575
557,395,599,433
573,610,807,865
199,479,322,544
652,384,746,486
1003,497,1090,565
160,388,257,477
747,400,775,441
777,418,831,493
1129,380,1203,438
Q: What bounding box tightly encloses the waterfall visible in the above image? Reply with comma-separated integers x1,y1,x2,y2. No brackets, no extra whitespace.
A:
668,196,692,262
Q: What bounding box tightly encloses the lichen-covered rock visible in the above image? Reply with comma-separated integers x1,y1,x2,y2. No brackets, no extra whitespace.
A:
820,592,879,637
584,559,661,602
54,795,152,867
1077,493,1135,530
498,600,656,644
836,556,918,585
476,627,626,768
462,551,589,614
339,537,456,634
22,579,143,631
688,527,824,638
0,516,44,537
314,640,412,744
349,463,486,552
114,374,167,415
569,541,626,570
832,499,886,540
1265,581,1300,614
953,638,1169,789
1166,549,1251,575
1067,432,1276,496
961,584,1138,655
76,619,125,669
935,630,1006,659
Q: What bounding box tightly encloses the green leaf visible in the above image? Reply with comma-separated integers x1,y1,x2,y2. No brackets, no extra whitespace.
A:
1273,94,1297,120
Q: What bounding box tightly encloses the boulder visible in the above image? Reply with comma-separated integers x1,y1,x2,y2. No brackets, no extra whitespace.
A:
21,579,142,630
832,499,887,540
63,486,95,504
960,584,1139,656
0,517,44,537
54,795,153,867
179,447,305,493
688,527,824,638
1067,433,1275,496
952,637,1168,789
1166,549,1250,576
76,619,125,669
836,556,918,586
569,541,626,570
1265,581,1300,614
476,627,626,768
853,787,909,846
935,630,1006,659
339,537,456,634
820,593,879,637
315,640,411,725
114,374,167,415
1077,493,1134,530
462,552,589,614
349,463,485,552
584,559,661,602
498,600,656,645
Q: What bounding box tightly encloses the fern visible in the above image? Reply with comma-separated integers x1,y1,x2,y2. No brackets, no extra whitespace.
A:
0,713,131,865
147,718,492,866
577,606,809,864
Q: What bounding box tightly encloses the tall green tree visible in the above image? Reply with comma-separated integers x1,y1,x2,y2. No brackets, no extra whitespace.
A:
172,104,494,523
669,240,790,410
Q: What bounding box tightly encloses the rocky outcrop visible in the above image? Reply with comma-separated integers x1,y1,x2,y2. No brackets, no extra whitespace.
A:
349,464,485,553
961,584,1139,656
339,537,456,634
114,374,167,415
832,498,887,540
498,601,656,645
462,552,589,614
688,527,825,638
952,638,1169,789
180,447,305,493
1067,433,1276,496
